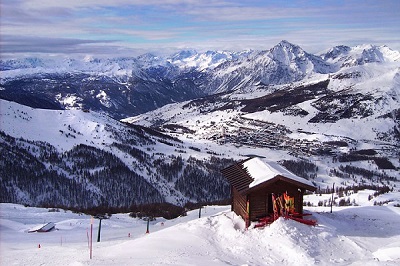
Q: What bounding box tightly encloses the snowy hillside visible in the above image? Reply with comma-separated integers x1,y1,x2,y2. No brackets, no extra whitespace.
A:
0,99,235,207
1,202,400,265
1,98,399,210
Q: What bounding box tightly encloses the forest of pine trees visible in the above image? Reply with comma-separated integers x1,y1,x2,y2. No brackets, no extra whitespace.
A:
0,130,233,210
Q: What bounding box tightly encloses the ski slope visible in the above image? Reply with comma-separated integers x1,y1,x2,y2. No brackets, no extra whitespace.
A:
1,201,400,265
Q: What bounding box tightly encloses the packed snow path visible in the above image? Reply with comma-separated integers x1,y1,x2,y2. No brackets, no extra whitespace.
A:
1,203,399,265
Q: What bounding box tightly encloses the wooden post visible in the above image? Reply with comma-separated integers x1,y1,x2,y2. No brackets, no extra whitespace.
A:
245,199,250,229
90,217,93,259
231,186,234,212
198,207,202,218
97,218,102,242
330,183,335,213
146,218,150,234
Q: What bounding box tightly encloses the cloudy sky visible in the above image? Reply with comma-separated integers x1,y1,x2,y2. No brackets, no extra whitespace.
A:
1,0,399,58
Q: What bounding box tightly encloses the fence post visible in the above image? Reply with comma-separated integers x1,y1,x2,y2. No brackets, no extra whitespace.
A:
330,183,335,213
146,218,150,234
97,218,102,242
90,217,93,259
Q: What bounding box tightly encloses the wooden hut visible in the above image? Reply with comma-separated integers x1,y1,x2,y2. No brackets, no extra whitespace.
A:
221,157,316,225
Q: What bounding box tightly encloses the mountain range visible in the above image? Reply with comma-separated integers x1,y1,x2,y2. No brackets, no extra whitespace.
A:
1,40,399,209
2,40,399,119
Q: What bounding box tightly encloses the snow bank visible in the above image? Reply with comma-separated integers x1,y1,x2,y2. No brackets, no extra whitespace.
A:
1,203,400,265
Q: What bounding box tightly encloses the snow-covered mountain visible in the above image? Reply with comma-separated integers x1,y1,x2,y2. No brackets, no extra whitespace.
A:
126,48,400,147
1,41,399,119
198,40,334,94
322,44,400,67
168,49,252,70
1,41,399,209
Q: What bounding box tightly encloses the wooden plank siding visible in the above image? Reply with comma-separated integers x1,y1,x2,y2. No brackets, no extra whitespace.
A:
232,187,247,219
247,180,303,220
248,190,268,220
232,181,306,221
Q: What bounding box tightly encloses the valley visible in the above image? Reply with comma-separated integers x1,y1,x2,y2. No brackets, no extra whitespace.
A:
1,41,399,211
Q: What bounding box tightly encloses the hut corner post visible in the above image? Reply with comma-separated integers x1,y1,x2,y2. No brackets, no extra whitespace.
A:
246,198,250,229
231,186,234,212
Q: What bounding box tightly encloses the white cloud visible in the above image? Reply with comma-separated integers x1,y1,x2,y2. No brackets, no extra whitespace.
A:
1,0,399,57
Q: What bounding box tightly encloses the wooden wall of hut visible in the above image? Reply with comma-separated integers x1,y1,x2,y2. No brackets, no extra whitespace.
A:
245,179,305,221
232,187,247,219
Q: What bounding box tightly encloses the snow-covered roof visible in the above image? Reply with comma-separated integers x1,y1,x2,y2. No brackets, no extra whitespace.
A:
243,157,315,189
222,157,316,193
28,222,55,233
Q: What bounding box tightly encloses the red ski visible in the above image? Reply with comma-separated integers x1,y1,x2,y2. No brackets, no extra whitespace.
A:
288,216,317,226
255,192,317,228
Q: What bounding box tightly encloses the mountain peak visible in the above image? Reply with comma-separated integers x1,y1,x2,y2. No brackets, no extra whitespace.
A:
278,40,296,46
322,43,400,67
321,45,351,61
267,40,311,66
270,40,304,55
170,49,198,61
137,53,159,60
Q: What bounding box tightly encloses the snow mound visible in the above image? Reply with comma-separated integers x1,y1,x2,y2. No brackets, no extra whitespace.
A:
1,202,400,265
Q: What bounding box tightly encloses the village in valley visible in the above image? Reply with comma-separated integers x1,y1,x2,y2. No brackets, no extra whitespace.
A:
214,117,340,156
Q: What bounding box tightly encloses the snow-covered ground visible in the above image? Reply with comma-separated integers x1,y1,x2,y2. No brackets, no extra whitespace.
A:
1,201,400,265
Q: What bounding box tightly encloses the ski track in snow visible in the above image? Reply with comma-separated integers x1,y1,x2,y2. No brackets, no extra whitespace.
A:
1,203,400,265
